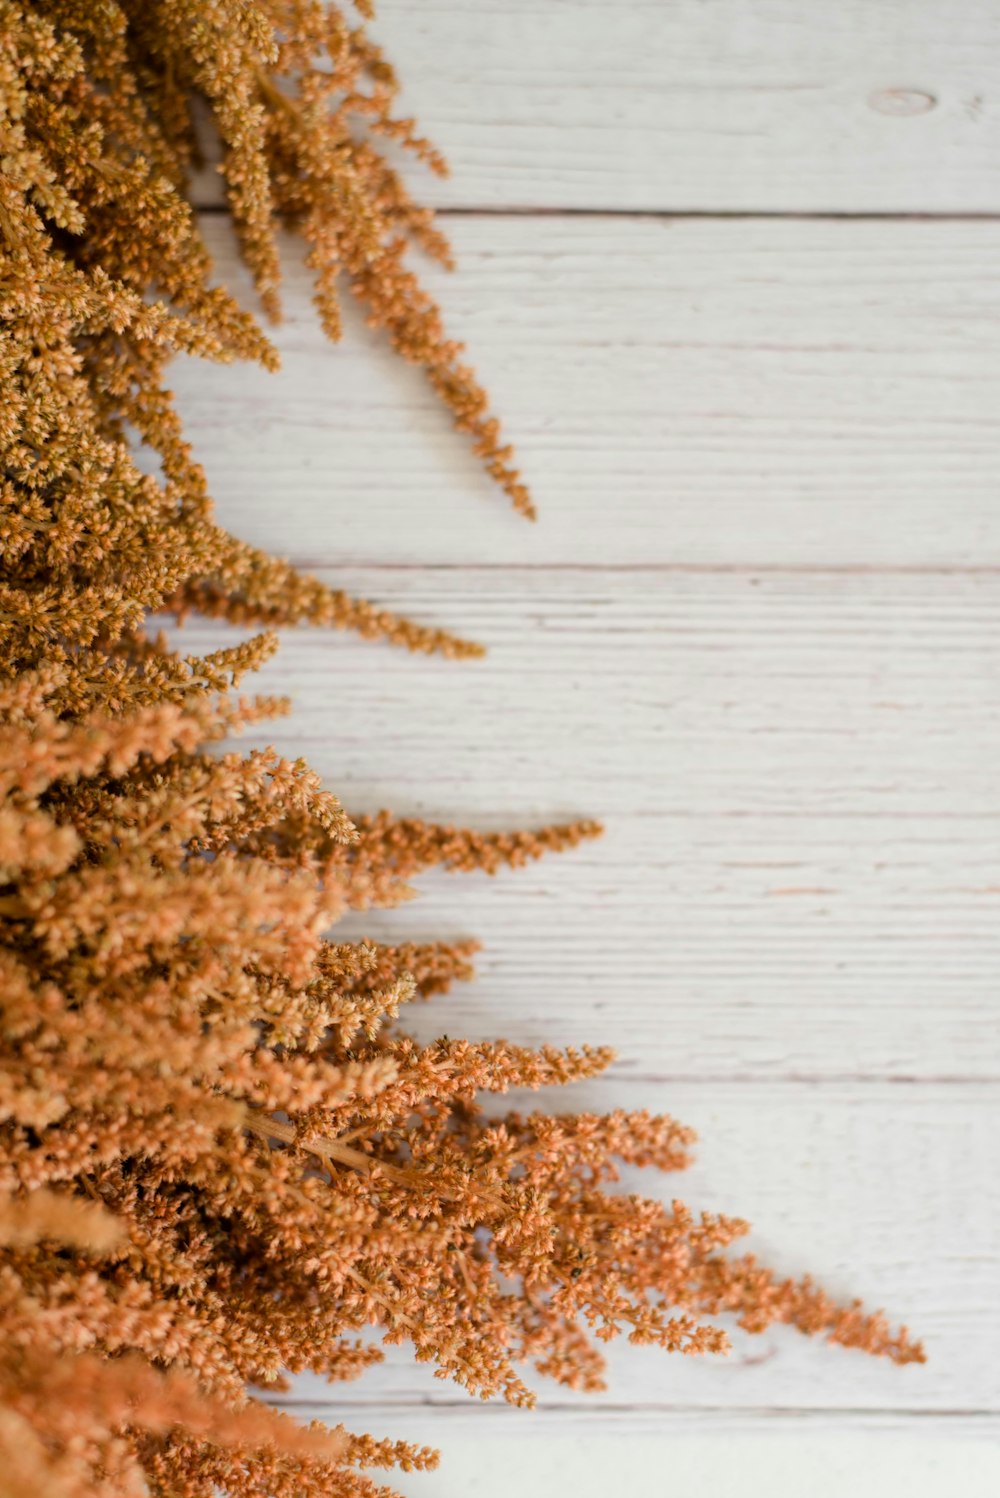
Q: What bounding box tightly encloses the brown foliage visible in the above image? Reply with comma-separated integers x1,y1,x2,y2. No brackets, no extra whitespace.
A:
0,4,923,1497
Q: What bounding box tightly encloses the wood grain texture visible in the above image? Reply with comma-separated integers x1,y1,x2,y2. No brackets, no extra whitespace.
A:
188,1,1000,213
170,566,1000,1081
241,1419,999,1498
173,214,1000,567
267,1081,999,1420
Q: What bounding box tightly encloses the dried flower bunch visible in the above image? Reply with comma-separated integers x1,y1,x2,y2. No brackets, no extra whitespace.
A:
0,2,923,1496
0,677,922,1498
2,0,524,718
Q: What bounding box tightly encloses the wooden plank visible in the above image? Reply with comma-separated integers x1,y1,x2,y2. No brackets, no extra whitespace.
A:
269,1414,1000,1498
283,1403,1000,1438
174,215,1000,567
284,1424,999,1498
261,1080,1000,1416
188,1,1000,213
269,1419,1000,1498
169,566,1000,1080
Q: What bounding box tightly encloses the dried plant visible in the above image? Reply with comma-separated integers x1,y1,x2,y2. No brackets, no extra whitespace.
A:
2,0,525,723
0,3,923,1496
0,677,922,1498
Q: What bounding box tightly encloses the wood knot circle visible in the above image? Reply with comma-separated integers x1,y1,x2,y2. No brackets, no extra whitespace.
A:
868,87,938,116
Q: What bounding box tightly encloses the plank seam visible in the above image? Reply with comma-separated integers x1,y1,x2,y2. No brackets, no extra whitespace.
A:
266,562,1000,576
274,1400,1000,1417
603,1073,1000,1087
191,203,1000,223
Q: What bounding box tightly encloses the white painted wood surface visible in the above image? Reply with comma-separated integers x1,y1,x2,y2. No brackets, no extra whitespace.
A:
174,567,1000,1081
174,2,1000,1490
190,1,1000,213
236,1419,1000,1498
185,215,1000,567
366,0,1000,213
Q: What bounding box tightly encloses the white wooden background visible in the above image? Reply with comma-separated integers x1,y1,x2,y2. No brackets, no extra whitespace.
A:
177,3,1000,1491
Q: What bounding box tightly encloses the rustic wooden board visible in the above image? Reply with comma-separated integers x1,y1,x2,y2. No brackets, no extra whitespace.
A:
265,1419,1000,1498
171,564,1000,1080
188,1,1000,213
172,215,1000,568
257,1417,998,1498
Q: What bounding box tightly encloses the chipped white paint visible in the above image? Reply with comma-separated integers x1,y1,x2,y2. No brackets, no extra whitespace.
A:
175,3,1000,1488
